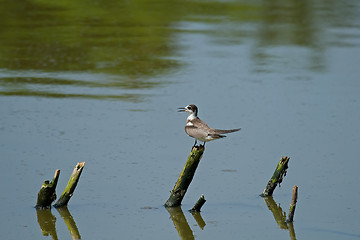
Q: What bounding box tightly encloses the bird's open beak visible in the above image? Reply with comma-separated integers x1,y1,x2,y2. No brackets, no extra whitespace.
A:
178,107,186,112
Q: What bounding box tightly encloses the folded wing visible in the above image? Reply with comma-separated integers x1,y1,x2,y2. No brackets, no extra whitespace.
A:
214,128,241,134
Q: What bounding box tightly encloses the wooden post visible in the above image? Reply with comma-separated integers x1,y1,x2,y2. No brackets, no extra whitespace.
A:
189,194,206,212
288,222,296,240
165,146,205,207
35,169,60,209
287,185,298,222
54,162,85,208
261,156,290,197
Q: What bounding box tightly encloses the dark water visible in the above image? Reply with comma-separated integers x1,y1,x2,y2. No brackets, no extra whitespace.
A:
1,1,360,239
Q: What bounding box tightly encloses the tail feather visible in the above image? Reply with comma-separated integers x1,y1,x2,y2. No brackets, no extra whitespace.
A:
214,128,241,134
209,134,226,139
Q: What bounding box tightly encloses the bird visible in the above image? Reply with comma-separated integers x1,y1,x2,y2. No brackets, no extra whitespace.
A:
178,104,241,147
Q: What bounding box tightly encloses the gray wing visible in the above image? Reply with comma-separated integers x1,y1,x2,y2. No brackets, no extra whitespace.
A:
185,118,212,139
192,118,212,129
185,126,209,139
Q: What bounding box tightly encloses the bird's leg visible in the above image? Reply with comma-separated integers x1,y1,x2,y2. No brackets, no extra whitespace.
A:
201,142,206,147
193,139,197,147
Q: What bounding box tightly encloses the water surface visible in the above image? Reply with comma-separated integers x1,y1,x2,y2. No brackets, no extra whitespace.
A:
1,0,360,239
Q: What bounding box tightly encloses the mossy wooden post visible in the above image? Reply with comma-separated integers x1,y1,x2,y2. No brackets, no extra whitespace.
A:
261,156,290,197
35,169,60,209
287,185,298,222
54,162,85,208
189,194,206,212
165,146,205,207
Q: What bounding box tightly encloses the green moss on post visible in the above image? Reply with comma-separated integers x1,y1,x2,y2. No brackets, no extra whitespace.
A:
35,169,60,209
261,156,290,197
54,162,85,208
165,146,205,207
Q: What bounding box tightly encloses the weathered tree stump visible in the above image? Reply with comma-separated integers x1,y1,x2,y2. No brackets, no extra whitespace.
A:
165,146,205,207
54,162,85,208
36,169,60,209
261,156,290,197
189,194,206,212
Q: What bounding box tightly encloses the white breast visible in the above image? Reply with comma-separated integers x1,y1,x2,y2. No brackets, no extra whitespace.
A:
187,114,197,121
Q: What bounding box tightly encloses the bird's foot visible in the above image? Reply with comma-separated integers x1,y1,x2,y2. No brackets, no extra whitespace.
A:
192,140,205,149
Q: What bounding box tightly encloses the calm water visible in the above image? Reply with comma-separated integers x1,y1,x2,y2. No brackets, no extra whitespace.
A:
1,0,360,239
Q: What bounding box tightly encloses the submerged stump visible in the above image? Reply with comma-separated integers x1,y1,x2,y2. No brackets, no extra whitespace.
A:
35,169,60,209
165,145,205,207
54,162,85,208
189,194,206,212
261,156,290,197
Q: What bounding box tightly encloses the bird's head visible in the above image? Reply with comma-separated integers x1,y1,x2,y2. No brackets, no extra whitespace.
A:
178,104,198,116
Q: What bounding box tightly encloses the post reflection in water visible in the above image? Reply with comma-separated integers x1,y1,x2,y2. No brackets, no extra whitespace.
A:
191,211,206,230
56,206,81,240
36,208,58,240
36,206,81,240
263,197,296,240
166,206,206,240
